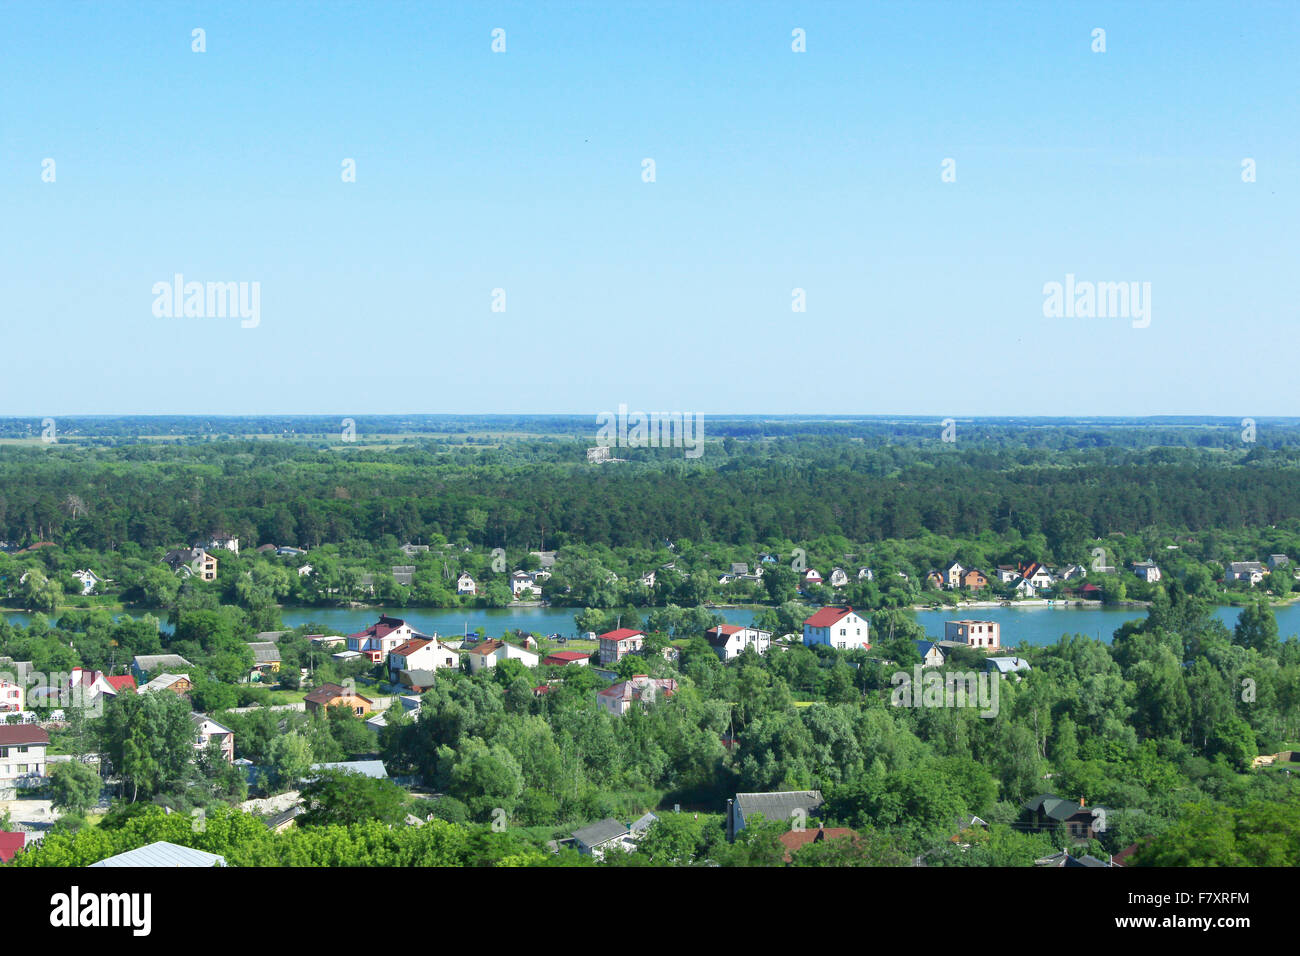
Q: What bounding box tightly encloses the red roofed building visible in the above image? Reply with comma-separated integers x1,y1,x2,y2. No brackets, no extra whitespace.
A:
387,637,459,681
704,624,772,660
597,628,645,665
0,724,49,791
0,831,27,864
778,825,859,862
347,615,414,663
543,651,591,667
105,675,137,694
597,676,677,716
802,606,870,650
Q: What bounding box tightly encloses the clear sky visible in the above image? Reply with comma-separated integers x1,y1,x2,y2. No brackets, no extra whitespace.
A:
3,1,1297,416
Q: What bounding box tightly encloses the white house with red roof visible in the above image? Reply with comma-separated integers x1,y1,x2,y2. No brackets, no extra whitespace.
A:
0,724,49,793
597,676,678,716
465,639,539,673
543,650,591,667
801,569,824,589
597,628,645,665
387,637,460,682
1020,563,1055,590
347,615,414,663
26,667,135,711
704,624,772,660
802,607,870,650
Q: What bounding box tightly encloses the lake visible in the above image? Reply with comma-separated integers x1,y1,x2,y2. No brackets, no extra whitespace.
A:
3,602,1296,648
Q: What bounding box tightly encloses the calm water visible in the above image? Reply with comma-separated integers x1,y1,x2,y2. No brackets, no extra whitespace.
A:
4,602,1297,647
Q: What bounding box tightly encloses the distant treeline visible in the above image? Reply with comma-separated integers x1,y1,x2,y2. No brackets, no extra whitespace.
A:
3,415,1300,448
4,435,1300,551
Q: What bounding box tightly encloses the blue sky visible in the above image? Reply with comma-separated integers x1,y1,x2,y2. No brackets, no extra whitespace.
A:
3,1,1297,416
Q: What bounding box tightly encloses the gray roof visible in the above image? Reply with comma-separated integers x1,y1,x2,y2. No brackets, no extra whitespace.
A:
309,760,389,780
255,630,290,643
247,642,282,663
133,653,193,672
573,817,629,848
986,656,1032,674
629,812,659,834
89,841,227,867
264,806,305,830
735,790,824,825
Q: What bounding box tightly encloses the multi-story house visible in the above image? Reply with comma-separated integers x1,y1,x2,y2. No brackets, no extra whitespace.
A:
346,615,414,663
0,725,49,794
191,713,235,764
944,620,1001,650
704,625,773,660
597,628,645,665
801,607,870,650
596,676,678,716
387,637,460,682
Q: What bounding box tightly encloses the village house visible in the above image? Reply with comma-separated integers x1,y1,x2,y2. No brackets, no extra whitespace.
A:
597,676,678,716
27,667,136,709
1022,793,1106,845
163,547,218,581
961,568,988,590
728,790,824,840
915,640,946,668
597,627,646,665
391,565,416,587
801,569,823,589
940,561,965,589
0,672,24,712
704,624,773,660
944,620,1001,650
192,712,236,763
572,818,635,859
246,642,282,678
857,567,874,581
779,824,860,863
304,682,373,717
464,639,540,673
456,572,477,596
89,841,227,868
1268,554,1290,570
71,569,101,595
543,650,590,667
828,567,849,588
131,653,194,683
985,656,1032,679
802,607,870,650
203,533,239,554
1226,561,1268,585
346,615,415,663
1131,560,1162,583
139,672,194,695
0,724,49,795
510,570,542,598
387,637,460,682
1020,562,1055,590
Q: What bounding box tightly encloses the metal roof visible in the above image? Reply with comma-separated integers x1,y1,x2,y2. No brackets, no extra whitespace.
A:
309,760,389,779
89,841,227,867
735,790,824,824
572,817,629,847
